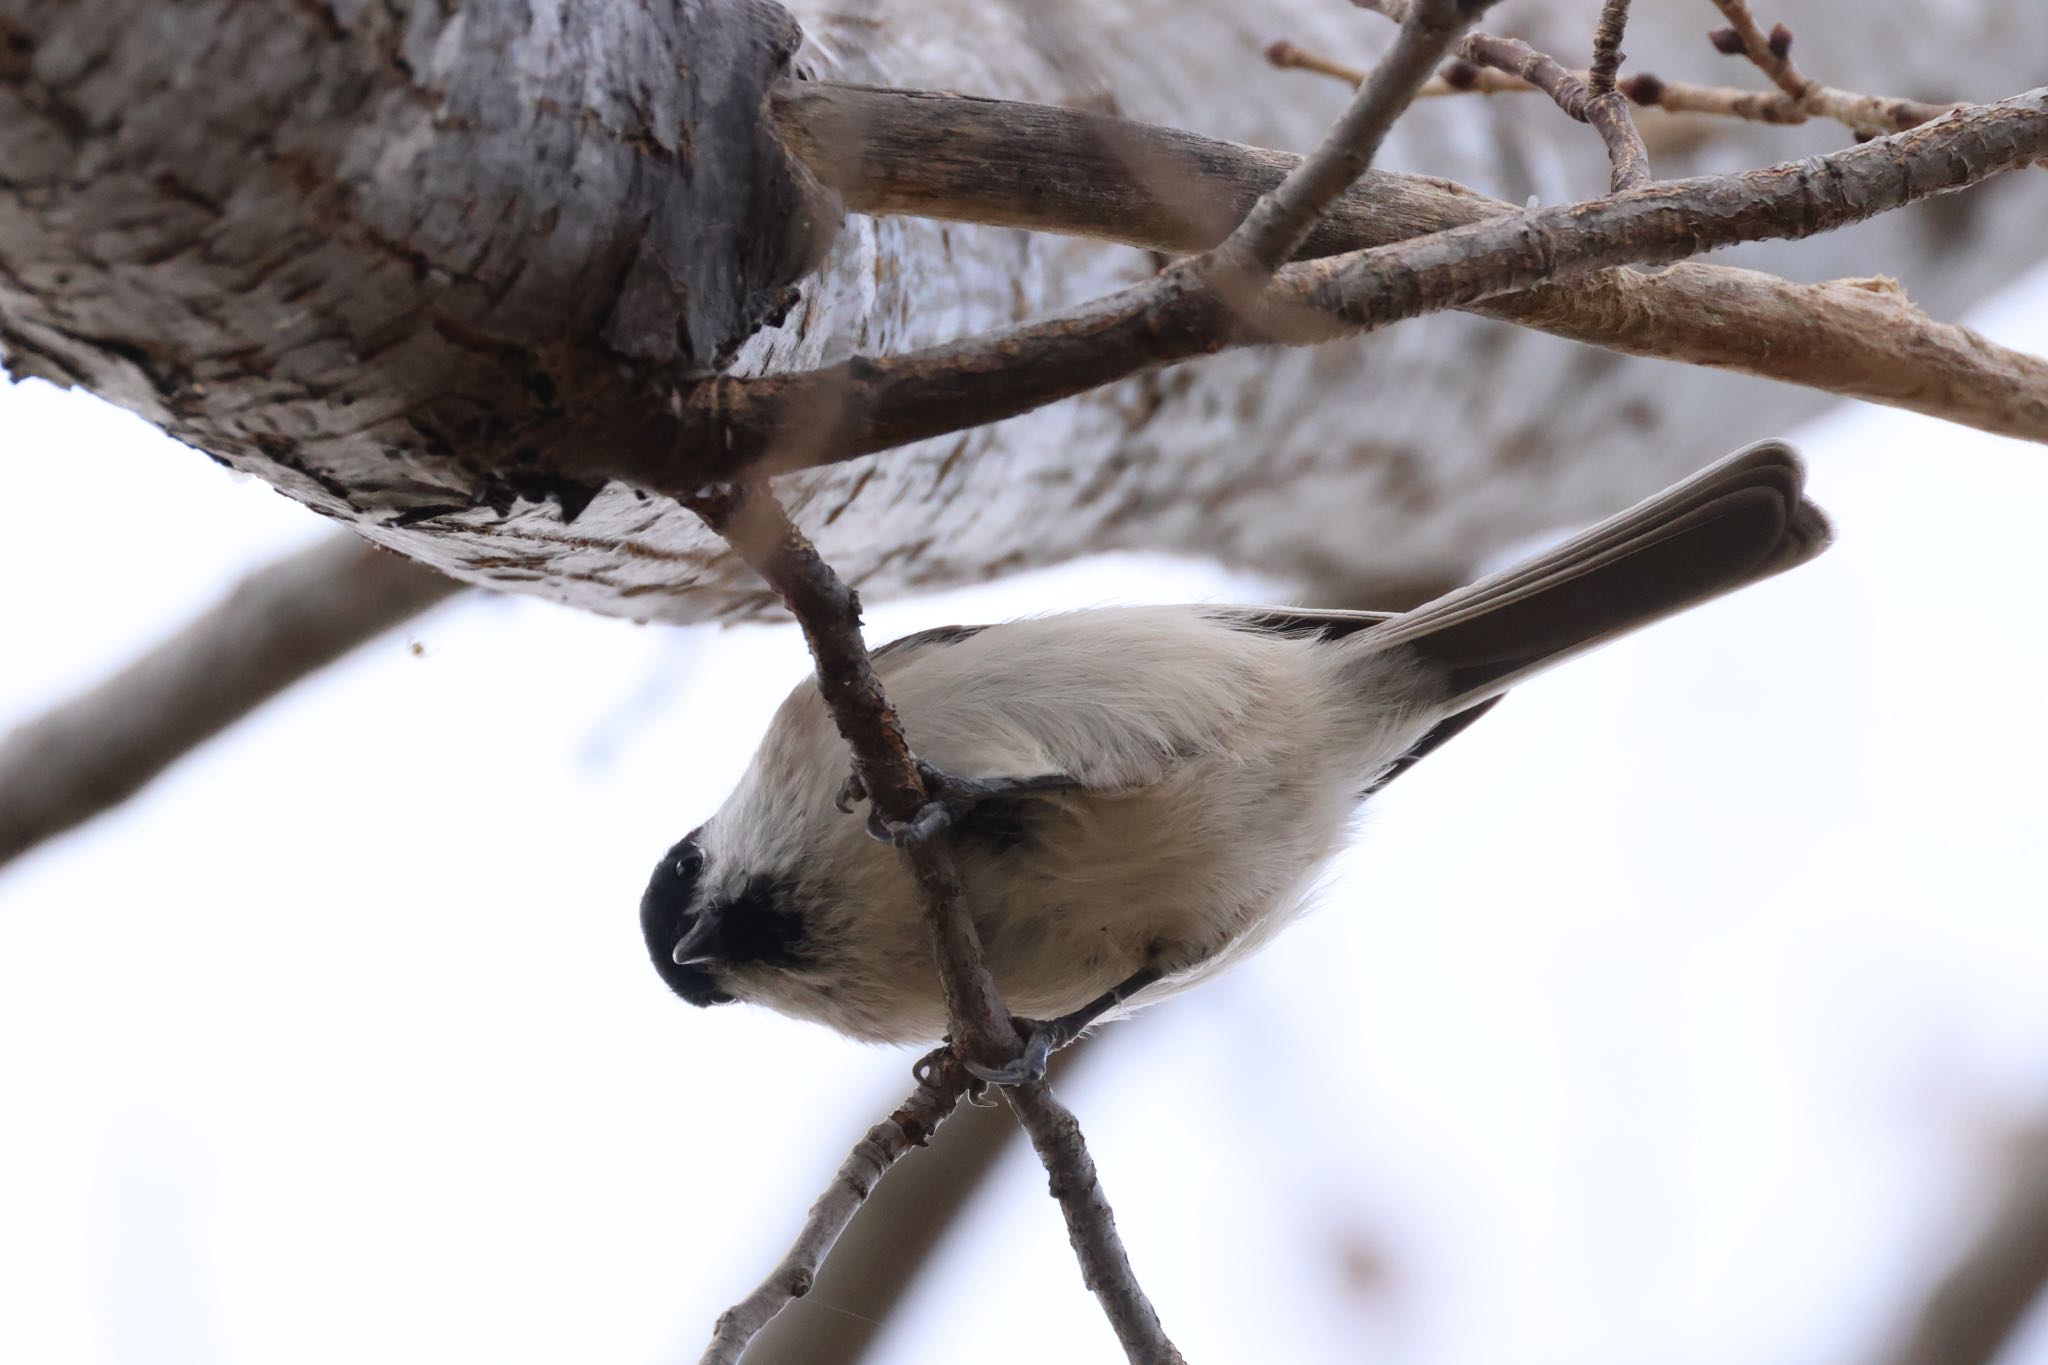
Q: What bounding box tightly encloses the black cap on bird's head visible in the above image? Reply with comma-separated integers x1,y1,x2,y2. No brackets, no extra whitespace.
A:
640,829,814,1008
640,833,734,1007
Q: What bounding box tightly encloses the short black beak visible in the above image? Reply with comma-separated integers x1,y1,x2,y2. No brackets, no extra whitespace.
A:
671,914,721,967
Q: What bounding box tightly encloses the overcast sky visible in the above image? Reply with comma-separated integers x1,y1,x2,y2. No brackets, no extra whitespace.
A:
4,263,2047,1365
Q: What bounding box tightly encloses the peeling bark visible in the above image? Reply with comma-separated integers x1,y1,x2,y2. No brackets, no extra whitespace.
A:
2,0,2042,620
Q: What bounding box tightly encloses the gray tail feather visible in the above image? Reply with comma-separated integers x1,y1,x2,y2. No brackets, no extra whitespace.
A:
1364,439,1832,710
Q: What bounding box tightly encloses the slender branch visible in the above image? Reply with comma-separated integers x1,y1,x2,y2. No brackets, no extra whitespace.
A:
685,484,1179,1363
1351,0,1649,188
683,484,1014,1067
1219,0,1497,274
1877,1127,2048,1365
1453,30,1654,190
698,1051,976,1365
1588,0,1631,96
1585,0,1651,189
1266,41,1533,99
1272,34,1961,139
595,85,2048,499
1708,0,1965,137
1620,70,1814,126
1005,1082,1184,1364
0,534,460,870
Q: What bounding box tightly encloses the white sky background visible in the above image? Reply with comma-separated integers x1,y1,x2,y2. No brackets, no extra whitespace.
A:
4,264,2048,1365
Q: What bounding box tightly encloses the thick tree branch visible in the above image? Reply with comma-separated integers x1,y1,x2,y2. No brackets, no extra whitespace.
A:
698,1050,977,1365
610,86,2048,496
782,85,2046,449
0,534,459,869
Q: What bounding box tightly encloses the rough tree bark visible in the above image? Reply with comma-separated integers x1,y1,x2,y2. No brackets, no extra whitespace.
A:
3,0,2042,622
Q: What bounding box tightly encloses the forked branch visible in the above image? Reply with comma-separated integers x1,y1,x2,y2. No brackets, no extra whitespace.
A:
686,483,1181,1365
585,86,2048,500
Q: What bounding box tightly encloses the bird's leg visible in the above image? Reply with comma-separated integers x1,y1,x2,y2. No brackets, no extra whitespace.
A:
840,760,1081,848
961,966,1167,1087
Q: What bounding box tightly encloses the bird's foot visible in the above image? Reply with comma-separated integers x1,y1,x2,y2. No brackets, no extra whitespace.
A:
840,761,1079,849
959,1020,1063,1087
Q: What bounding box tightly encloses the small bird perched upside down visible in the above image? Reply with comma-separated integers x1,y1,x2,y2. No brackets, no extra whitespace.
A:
641,440,1830,1081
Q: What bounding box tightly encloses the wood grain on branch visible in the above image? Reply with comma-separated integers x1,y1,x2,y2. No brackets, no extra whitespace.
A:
7,0,2044,627
613,85,2048,496
0,535,458,868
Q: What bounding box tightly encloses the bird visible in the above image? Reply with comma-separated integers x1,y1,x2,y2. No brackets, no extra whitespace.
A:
640,439,1831,1079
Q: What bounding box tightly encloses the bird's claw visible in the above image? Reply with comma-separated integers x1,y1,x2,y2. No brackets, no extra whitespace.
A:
834,771,866,815
960,1022,1059,1087
843,761,1078,850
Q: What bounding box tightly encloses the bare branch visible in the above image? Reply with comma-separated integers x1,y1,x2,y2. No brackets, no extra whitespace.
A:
601,86,2048,499
1005,1081,1184,1364
1268,42,1529,99
1877,1128,2048,1365
1708,0,1965,137
1585,0,1652,189
1220,0,1498,273
685,484,1180,1362
1351,0,1651,189
684,484,1015,1066
775,84,2044,447
698,1051,977,1365
1588,0,1632,96
1274,33,1962,139
1451,30,1654,190
0,534,460,870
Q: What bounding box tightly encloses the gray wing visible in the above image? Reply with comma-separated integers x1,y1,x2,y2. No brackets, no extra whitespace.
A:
870,622,991,663
1209,605,1503,796
1204,605,1398,642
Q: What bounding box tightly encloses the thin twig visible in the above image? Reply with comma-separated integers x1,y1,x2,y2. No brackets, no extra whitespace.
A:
698,1052,976,1365
1454,29,1654,190
1266,41,1530,99
1587,0,1631,96
1583,0,1651,188
1708,0,1964,137
1620,70,1810,125
683,484,1014,1068
593,86,2048,497
1221,0,1498,274
1349,1,1650,189
684,483,1180,1363
1272,34,1961,138
0,534,460,869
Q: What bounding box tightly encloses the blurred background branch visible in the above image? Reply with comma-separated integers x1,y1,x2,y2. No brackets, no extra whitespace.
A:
1881,1126,2048,1365
0,534,459,868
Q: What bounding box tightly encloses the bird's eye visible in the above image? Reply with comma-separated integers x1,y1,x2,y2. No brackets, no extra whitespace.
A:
672,847,704,879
